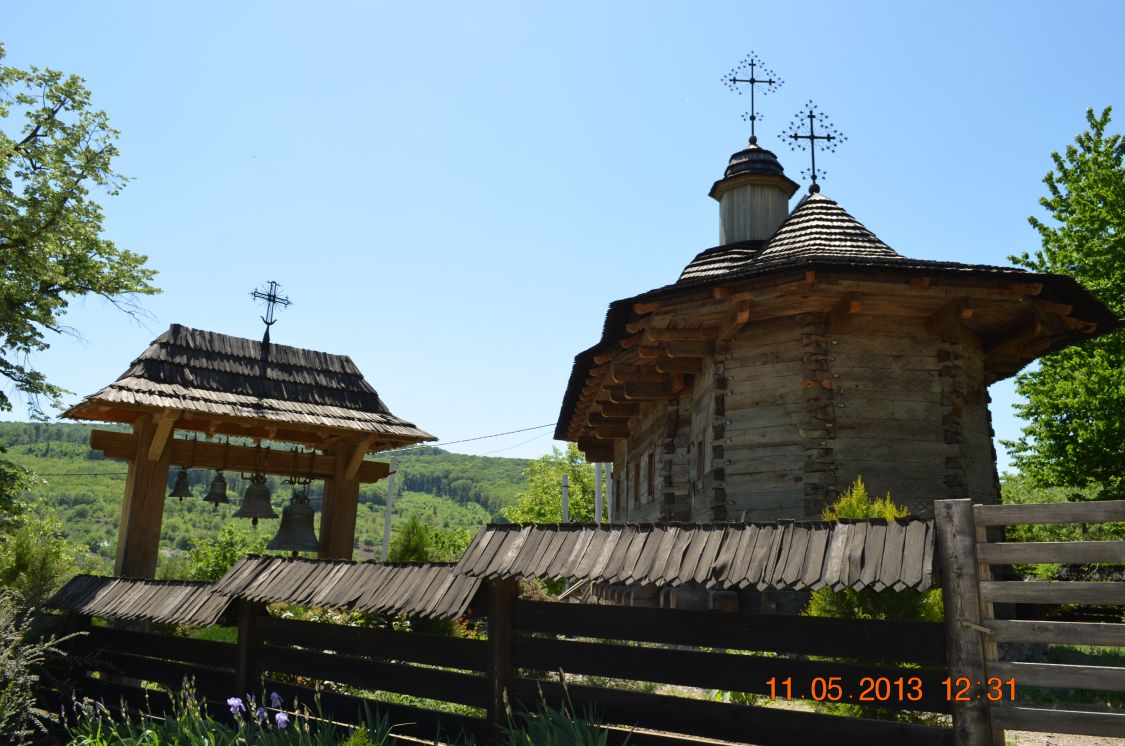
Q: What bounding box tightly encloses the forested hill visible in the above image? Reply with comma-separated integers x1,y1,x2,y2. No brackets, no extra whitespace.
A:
0,421,530,569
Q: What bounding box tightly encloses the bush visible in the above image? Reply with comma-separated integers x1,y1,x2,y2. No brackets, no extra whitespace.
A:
0,589,78,743
0,513,83,603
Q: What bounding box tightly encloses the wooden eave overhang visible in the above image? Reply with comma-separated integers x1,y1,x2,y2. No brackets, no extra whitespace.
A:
558,260,1120,451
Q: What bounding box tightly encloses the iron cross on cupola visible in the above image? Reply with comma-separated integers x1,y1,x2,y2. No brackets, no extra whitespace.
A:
250,280,292,345
784,101,847,193
723,52,783,144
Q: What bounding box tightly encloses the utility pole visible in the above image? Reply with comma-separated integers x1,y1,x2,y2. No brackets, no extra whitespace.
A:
594,462,603,525
561,473,569,523
381,455,396,561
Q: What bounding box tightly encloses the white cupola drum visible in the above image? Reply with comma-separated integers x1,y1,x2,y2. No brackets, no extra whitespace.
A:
709,142,799,244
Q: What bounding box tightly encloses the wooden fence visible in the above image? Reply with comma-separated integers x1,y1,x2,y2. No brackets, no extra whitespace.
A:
955,498,1125,740
51,498,1125,745
59,583,953,745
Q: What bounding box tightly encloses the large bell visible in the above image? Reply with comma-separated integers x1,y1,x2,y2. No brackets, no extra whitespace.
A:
267,491,320,553
203,471,230,508
232,473,278,524
169,467,193,500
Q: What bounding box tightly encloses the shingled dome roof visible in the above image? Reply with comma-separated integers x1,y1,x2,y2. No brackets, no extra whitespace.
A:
679,192,900,284
64,324,434,447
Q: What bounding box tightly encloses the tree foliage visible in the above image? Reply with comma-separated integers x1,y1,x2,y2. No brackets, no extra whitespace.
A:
0,43,158,523
502,443,595,524
1005,107,1125,499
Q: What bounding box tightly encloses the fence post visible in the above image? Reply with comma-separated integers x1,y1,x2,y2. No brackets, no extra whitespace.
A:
934,499,996,746
235,600,265,696
485,577,518,744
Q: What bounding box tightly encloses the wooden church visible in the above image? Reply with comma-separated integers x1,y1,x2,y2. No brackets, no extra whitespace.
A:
556,136,1119,522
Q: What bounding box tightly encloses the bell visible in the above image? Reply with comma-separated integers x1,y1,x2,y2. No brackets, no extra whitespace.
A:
232,473,278,524
203,471,230,508
267,491,320,553
169,467,193,500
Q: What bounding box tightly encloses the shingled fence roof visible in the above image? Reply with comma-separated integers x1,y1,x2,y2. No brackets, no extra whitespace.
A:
63,324,434,445
453,520,939,592
49,575,236,627
211,556,485,620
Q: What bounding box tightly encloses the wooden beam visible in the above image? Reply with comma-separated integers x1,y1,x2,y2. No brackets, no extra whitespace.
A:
719,299,752,341
637,345,669,360
598,402,641,418
827,293,862,330
90,429,390,483
1059,315,1098,333
623,376,683,400
983,313,1041,353
588,413,631,428
1028,298,1073,316
805,270,816,285
908,276,932,289
608,364,665,384
618,334,644,349
654,357,703,374
664,341,712,359
344,436,376,481
319,439,364,560
605,385,628,403
645,326,718,342
1006,281,1043,296
147,411,177,462
633,299,665,314
590,425,631,439
925,297,974,335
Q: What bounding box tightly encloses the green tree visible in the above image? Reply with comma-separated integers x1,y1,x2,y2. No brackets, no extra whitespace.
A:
0,43,158,518
502,443,595,524
1005,107,1125,499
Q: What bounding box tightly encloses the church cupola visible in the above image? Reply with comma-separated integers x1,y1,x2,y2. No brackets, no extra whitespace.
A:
708,138,799,244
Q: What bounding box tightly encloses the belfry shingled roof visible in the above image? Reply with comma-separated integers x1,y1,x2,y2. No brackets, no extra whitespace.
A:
64,324,434,444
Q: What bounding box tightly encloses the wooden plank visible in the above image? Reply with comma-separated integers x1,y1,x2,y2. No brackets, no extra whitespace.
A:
147,411,177,461
828,293,862,330
973,500,1125,526
645,326,718,342
262,678,487,744
925,298,973,334
979,580,1125,605
984,619,1125,647
79,627,236,670
991,706,1125,738
512,679,953,746
259,643,488,708
512,599,946,664
513,637,950,713
88,650,236,693
976,540,1125,565
933,499,995,746
990,661,1125,692
90,429,390,483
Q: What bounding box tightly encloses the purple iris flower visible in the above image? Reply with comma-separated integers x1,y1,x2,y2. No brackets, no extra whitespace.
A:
227,696,245,717
270,691,283,708
275,711,290,729
257,706,267,722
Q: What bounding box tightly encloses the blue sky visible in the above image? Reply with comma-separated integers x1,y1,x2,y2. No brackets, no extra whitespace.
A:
2,1,1121,470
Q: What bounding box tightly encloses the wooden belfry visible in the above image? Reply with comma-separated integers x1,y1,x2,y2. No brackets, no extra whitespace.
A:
64,324,434,578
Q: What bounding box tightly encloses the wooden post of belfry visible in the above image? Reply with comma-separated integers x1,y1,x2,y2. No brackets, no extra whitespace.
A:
319,438,366,560
594,463,603,525
561,473,569,522
934,499,997,746
115,412,175,578
485,577,517,743
235,600,265,695
381,455,397,562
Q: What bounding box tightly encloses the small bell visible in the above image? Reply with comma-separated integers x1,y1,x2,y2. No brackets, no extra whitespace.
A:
267,490,320,553
169,467,192,501
232,473,278,525
203,471,230,508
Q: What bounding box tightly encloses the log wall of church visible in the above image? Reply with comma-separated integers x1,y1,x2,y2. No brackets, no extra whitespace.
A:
609,312,1000,523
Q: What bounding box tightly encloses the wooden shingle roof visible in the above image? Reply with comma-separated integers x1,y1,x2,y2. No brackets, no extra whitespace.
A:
211,556,484,619
49,575,235,627
64,324,434,447
453,520,939,592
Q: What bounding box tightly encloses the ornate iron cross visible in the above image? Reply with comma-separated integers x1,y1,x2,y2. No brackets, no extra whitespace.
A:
250,280,291,343
723,53,783,144
783,101,847,193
